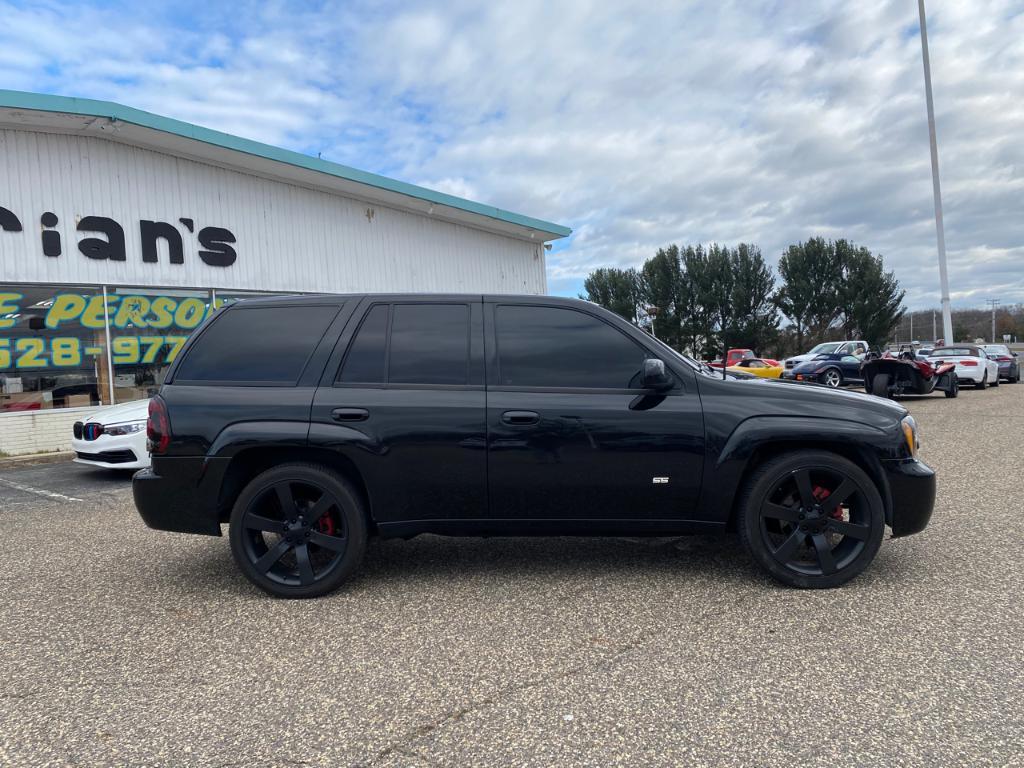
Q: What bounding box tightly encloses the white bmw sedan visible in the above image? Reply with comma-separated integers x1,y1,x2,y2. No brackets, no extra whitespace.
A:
71,399,151,470
929,345,1000,389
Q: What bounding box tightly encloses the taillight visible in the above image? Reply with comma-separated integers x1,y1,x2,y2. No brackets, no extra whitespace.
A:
997,356,1012,362
147,395,171,455
960,360,977,367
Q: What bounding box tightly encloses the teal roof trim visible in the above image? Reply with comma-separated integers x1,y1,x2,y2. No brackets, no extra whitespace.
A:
0,89,571,239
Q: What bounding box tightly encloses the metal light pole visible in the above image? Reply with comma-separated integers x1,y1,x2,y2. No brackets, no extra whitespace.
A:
986,299,1000,342
918,0,954,345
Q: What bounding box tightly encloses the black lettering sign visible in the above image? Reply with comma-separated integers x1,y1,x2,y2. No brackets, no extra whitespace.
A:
198,226,237,267
0,205,237,268
140,220,184,264
77,216,126,261
0,206,22,232
40,212,61,257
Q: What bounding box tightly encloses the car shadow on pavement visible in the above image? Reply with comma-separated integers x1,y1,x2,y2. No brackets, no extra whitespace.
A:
164,532,767,598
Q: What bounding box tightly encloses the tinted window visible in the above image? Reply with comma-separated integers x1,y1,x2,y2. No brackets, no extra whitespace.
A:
176,305,338,383
388,304,469,385
337,304,388,383
496,305,645,388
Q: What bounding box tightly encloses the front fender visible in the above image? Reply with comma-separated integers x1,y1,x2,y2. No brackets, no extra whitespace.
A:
697,415,894,524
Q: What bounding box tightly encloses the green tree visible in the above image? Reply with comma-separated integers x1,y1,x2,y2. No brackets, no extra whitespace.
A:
639,245,684,347
678,245,721,358
837,243,905,349
724,243,779,352
582,267,641,324
776,237,843,349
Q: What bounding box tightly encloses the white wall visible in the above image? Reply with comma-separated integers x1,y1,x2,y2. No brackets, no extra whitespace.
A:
0,128,547,295
0,407,93,456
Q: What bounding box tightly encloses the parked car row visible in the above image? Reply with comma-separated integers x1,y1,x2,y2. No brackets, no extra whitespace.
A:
778,342,1018,398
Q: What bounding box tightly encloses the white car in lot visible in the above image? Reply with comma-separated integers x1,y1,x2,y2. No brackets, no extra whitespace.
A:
929,345,1000,389
71,399,151,470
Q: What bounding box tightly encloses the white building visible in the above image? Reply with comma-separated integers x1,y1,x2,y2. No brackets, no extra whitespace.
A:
0,90,570,455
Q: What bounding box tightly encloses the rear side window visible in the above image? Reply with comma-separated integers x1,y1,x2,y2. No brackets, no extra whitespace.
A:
495,305,645,389
337,304,388,383
389,304,469,385
175,305,338,383
337,303,470,386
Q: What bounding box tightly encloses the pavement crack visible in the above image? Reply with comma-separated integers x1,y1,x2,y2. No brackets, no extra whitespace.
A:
360,636,648,767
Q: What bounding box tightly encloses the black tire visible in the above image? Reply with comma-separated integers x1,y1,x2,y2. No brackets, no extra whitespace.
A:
992,373,999,387
229,463,368,598
821,367,843,388
976,371,987,390
737,451,885,589
870,373,890,397
944,377,958,398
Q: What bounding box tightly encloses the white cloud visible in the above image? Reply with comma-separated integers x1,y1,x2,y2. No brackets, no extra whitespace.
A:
1,0,1021,308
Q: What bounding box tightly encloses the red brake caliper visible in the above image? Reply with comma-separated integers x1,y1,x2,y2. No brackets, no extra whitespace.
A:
813,486,844,519
317,516,336,536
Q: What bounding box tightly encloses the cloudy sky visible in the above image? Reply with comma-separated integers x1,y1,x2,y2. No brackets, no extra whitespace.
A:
2,0,1021,308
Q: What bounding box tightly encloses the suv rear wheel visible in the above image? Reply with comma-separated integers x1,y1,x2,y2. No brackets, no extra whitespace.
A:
737,451,885,588
229,463,368,598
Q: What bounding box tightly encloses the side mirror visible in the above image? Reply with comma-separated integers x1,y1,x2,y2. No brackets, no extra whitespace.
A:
642,358,673,391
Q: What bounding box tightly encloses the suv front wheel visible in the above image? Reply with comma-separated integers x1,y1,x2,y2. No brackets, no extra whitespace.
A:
229,463,368,598
737,451,885,588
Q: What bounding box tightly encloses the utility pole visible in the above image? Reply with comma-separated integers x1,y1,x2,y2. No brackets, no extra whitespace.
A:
986,299,1000,342
932,310,936,343
918,0,954,345
910,312,914,343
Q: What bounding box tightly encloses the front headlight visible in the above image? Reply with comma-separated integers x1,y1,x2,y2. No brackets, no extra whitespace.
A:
901,415,919,458
104,421,146,436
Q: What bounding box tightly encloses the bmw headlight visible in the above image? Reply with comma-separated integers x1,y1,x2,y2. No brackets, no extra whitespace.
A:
901,415,919,458
104,421,146,436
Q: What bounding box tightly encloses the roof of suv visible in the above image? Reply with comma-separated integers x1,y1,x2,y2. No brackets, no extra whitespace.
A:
225,293,595,306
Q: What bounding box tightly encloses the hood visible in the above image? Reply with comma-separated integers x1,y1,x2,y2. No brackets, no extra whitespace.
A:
84,398,150,425
790,357,836,373
785,353,814,365
727,374,907,418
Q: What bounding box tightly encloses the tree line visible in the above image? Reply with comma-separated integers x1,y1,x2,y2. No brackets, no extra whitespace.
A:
582,237,905,358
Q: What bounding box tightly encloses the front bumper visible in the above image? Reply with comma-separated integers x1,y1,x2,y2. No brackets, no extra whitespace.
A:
71,432,149,470
882,458,935,538
132,457,227,536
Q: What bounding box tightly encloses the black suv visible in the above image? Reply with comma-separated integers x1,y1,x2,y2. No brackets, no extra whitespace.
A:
133,294,935,597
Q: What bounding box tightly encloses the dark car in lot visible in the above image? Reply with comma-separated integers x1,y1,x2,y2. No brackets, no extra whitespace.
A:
782,352,865,388
133,295,935,597
982,345,1020,383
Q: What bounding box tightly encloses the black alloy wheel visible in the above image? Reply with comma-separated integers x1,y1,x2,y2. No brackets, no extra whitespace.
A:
738,451,884,588
944,377,958,398
229,463,367,598
822,368,843,388
976,372,987,390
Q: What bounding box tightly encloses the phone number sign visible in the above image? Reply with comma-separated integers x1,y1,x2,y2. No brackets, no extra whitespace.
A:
0,291,213,370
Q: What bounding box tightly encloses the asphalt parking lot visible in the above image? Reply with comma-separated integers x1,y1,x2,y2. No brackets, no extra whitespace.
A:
1,384,1022,767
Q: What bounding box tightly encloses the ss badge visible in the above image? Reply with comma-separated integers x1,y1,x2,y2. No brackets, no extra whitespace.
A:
652,477,670,484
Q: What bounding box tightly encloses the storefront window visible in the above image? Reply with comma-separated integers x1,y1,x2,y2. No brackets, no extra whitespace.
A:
0,284,109,411
1,284,298,412
106,287,215,403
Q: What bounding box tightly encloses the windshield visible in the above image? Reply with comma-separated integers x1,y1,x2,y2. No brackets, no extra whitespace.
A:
809,342,841,354
983,345,1010,355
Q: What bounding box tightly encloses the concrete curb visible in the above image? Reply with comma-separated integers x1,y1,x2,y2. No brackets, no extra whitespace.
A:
0,451,75,469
